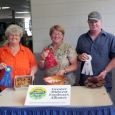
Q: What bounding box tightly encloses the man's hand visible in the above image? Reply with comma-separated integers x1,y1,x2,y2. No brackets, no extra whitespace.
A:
78,53,89,61
97,70,107,79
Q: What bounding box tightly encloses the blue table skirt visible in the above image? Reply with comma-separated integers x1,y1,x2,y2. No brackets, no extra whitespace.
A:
0,105,115,115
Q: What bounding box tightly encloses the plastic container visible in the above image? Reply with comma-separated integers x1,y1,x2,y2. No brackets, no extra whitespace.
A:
14,75,32,89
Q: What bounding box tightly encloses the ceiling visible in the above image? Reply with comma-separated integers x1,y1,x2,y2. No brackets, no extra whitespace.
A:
0,0,31,19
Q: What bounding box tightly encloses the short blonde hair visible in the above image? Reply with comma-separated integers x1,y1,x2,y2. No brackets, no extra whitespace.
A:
5,24,23,37
49,25,65,36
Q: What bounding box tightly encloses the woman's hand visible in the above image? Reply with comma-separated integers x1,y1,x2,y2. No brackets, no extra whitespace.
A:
31,74,35,83
40,49,49,60
0,63,7,70
30,66,38,82
38,52,46,69
55,70,65,76
78,53,89,61
38,60,45,69
40,52,46,60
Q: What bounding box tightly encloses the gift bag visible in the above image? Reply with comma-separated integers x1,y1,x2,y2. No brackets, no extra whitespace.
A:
43,48,58,69
0,66,12,87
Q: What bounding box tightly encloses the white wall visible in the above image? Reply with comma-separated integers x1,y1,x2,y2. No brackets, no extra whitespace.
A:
31,0,115,52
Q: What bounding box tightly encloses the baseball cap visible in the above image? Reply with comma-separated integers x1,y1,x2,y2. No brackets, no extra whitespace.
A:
88,11,102,21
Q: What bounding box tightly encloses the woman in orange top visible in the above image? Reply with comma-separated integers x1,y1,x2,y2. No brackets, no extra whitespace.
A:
0,24,37,91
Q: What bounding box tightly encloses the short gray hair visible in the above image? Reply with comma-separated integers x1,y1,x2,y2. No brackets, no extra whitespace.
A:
5,24,23,37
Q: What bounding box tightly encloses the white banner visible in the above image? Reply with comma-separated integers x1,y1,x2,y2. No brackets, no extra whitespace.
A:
25,85,71,106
